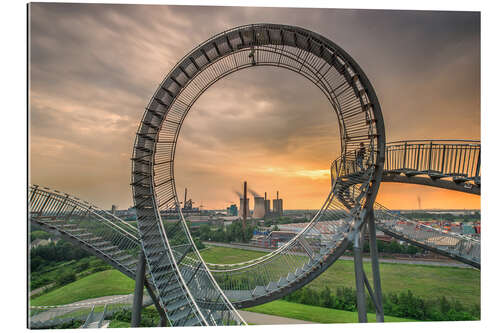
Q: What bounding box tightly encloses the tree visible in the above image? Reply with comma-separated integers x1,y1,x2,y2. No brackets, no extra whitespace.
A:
319,286,333,308
56,270,76,286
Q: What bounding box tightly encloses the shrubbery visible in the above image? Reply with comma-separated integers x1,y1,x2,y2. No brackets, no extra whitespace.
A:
56,271,77,286
283,286,479,321
345,240,423,255
111,308,164,327
198,221,254,243
31,240,91,272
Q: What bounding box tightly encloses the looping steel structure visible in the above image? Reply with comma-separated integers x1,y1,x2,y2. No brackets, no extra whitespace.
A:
131,23,385,325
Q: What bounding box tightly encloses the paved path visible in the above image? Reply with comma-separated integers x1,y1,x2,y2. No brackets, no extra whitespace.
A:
30,283,56,297
204,242,470,268
238,310,314,325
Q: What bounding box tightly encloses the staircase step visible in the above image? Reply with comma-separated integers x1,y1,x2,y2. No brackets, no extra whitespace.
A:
166,297,190,312
170,307,192,323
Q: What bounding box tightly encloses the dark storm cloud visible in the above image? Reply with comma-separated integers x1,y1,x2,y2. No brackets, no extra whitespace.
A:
29,4,480,209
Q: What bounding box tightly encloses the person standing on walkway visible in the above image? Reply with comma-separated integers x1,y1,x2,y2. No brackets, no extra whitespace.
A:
356,142,366,172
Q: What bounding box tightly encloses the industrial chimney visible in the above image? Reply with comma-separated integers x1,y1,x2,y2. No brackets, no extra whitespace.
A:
243,181,248,229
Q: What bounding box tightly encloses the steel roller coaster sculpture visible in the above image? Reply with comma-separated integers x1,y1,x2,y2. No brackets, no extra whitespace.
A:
29,24,480,327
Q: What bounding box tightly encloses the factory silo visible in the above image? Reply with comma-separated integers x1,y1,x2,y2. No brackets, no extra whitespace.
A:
272,191,284,216
264,192,271,216
253,196,266,219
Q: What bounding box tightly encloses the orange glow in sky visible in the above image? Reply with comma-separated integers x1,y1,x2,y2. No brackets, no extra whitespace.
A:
29,4,480,210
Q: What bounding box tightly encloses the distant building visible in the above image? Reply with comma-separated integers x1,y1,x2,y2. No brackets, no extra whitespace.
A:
222,216,240,226
272,191,284,216
273,199,283,216
264,192,271,217
264,199,271,216
227,204,238,216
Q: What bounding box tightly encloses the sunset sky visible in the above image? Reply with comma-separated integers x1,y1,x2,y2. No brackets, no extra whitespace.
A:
28,3,480,210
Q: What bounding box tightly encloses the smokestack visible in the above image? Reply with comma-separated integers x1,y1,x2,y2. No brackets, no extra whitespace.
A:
184,188,187,209
243,181,247,229
265,192,267,200
277,191,279,200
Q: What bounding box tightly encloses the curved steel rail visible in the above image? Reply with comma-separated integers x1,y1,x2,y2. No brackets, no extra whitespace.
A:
28,185,167,326
29,185,141,279
30,294,153,329
329,140,481,268
384,140,480,194
131,23,385,317
332,140,480,194
373,201,480,268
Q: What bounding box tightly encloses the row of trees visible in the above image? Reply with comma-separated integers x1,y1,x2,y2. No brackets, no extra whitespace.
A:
401,211,480,223
347,239,424,255
30,241,112,290
262,216,309,227
195,221,254,243
283,286,479,321
30,240,91,272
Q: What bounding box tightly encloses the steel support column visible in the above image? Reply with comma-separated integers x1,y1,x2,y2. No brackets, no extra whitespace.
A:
367,208,384,322
131,252,146,327
353,227,368,323
144,281,168,327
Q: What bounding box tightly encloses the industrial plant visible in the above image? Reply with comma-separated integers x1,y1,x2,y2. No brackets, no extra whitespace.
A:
233,181,284,222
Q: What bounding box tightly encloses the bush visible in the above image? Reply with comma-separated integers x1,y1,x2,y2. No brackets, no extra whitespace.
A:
111,308,162,327
31,230,51,242
283,286,479,322
56,271,76,286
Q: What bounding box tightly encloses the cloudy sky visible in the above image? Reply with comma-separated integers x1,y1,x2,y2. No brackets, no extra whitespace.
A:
29,3,480,210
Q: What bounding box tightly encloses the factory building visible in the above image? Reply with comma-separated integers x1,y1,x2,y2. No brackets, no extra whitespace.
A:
253,196,266,219
273,191,283,216
227,204,238,216
264,192,271,217
239,198,250,218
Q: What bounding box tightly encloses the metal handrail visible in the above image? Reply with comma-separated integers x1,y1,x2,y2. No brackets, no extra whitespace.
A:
82,305,95,328
387,139,480,144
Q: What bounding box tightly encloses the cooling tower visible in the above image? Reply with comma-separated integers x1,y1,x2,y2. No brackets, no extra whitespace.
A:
253,196,266,219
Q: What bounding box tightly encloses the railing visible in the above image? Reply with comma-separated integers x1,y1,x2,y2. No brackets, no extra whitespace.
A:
82,305,95,328
384,140,480,182
373,202,480,268
29,185,142,278
29,294,153,329
97,304,107,328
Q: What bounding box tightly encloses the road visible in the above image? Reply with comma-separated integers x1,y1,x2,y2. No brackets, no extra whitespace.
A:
238,310,314,325
30,283,55,297
203,241,471,268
